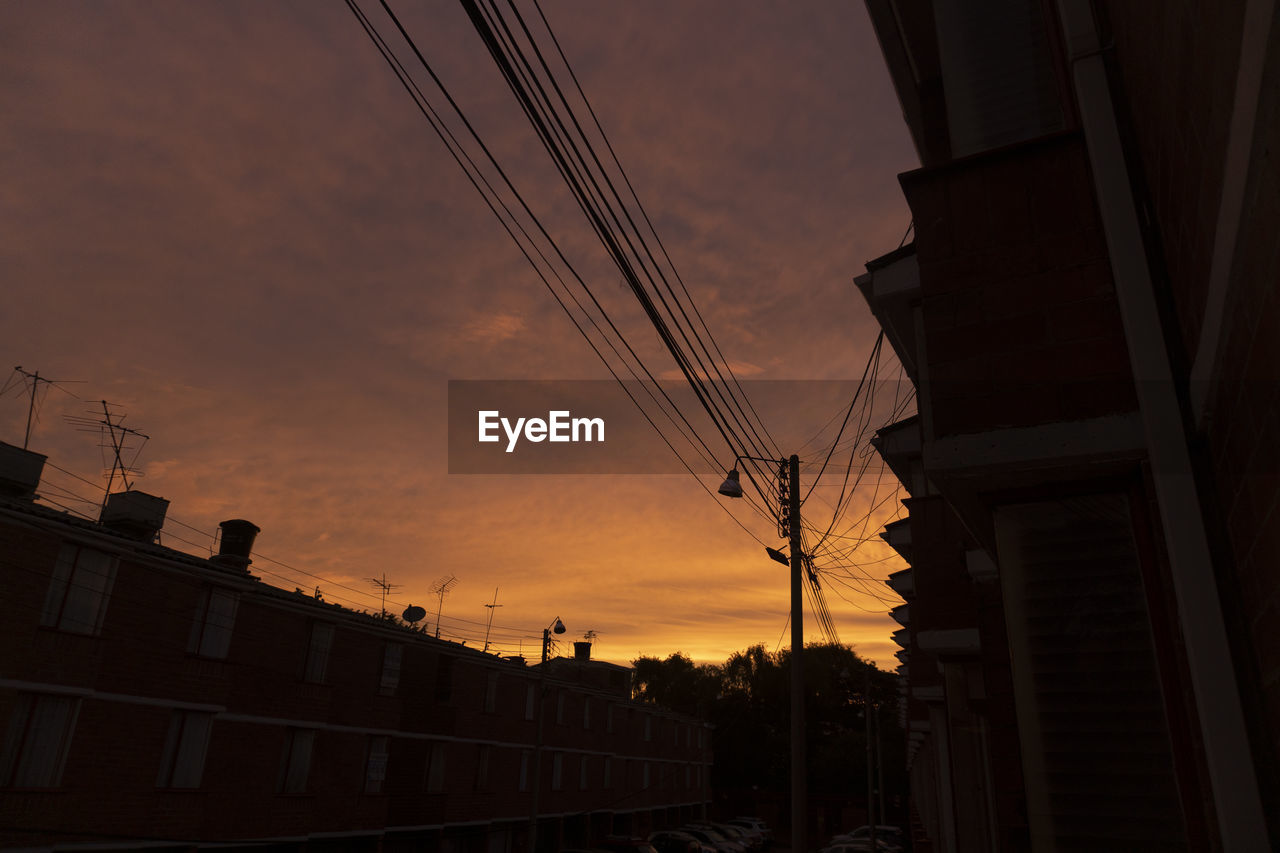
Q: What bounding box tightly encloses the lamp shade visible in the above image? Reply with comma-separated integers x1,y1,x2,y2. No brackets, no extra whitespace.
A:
718,468,744,498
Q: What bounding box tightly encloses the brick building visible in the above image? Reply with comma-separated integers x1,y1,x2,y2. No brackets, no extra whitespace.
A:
858,0,1277,850
0,442,711,851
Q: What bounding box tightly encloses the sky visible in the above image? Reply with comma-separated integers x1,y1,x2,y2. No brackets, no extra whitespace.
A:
1,1,919,667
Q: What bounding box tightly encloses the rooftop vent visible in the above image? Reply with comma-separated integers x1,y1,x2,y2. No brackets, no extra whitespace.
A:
573,641,592,662
212,519,259,570
100,489,169,541
0,441,46,500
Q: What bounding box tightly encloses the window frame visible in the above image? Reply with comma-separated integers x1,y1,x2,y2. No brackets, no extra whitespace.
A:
483,671,498,713
303,623,334,684
40,543,118,636
364,735,390,794
278,727,315,794
379,644,403,695
187,587,239,660
0,694,81,788
425,741,447,792
518,749,531,792
156,710,213,789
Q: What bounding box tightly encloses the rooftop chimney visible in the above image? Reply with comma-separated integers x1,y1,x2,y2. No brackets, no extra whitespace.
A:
212,519,259,570
573,641,592,662
99,489,169,541
0,441,46,500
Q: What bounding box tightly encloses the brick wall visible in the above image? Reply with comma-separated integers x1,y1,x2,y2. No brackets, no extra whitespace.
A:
900,132,1137,438
1100,0,1247,363
0,503,712,848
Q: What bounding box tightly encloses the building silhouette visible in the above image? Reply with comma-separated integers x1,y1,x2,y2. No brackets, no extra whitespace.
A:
858,0,1277,850
0,443,711,851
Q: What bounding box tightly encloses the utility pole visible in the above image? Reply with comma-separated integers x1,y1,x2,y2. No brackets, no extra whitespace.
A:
528,617,565,853
721,455,806,853
786,454,806,853
876,697,886,828
866,664,876,852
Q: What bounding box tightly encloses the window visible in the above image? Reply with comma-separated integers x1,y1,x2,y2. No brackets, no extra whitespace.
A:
41,543,117,635
519,750,531,791
674,722,680,745
582,697,591,730
187,588,239,659
603,756,612,789
0,694,79,787
435,656,454,702
606,704,614,733
579,755,589,790
525,684,536,720
685,764,691,789
484,672,498,713
304,624,334,683
643,761,650,788
551,752,563,790
555,691,565,725
278,728,314,793
475,744,491,789
156,710,212,788
643,715,652,741
380,644,403,695
365,736,389,793
426,742,447,792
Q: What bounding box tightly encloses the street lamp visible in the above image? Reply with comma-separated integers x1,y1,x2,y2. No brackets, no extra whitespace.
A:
720,454,806,853
528,616,566,853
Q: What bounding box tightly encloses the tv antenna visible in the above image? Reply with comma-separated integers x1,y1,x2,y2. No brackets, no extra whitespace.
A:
482,587,503,652
430,575,458,639
65,400,149,515
7,366,84,449
365,572,402,618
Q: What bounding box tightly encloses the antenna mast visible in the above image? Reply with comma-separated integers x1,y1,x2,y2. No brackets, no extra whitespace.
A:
482,587,503,652
365,573,402,618
65,401,149,515
430,575,458,639
11,366,84,449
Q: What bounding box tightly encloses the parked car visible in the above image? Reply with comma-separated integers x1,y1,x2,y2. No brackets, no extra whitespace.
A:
705,823,761,852
726,818,772,847
680,825,746,853
824,824,906,853
821,841,902,853
650,830,714,853
832,826,904,850
599,837,660,853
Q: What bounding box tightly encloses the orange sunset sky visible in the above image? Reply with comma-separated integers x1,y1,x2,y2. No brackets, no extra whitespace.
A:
2,1,919,667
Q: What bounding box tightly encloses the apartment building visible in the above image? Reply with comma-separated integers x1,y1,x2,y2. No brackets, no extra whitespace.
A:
0,441,711,851
858,1,1277,849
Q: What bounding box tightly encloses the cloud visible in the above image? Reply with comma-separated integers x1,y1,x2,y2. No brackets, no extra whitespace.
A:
0,0,916,669
464,313,527,344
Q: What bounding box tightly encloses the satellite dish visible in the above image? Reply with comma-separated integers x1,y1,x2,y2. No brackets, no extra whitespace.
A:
402,605,427,624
